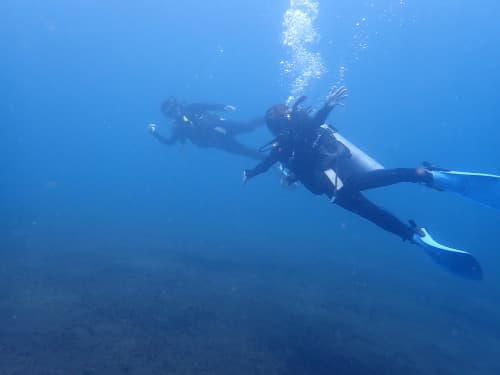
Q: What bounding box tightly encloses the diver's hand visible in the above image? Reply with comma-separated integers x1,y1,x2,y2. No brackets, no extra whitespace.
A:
242,170,249,184
326,86,348,107
224,105,236,112
148,123,157,134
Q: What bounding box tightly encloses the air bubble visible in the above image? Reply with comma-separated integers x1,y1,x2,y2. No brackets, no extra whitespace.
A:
281,0,326,103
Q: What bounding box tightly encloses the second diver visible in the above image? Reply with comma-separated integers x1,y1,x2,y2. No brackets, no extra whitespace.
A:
150,98,264,160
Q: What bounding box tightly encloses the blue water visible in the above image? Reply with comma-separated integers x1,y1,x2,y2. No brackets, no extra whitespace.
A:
2,1,500,374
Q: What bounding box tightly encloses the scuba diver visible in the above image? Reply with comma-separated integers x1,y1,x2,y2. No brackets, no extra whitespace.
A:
149,98,264,160
244,86,500,280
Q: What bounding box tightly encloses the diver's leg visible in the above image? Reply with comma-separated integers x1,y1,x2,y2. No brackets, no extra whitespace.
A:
346,168,432,191
223,118,264,136
217,137,263,160
334,190,414,241
334,184,483,279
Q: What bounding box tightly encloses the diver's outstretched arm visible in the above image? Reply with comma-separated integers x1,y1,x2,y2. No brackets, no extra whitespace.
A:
313,86,348,126
243,152,280,182
149,124,179,146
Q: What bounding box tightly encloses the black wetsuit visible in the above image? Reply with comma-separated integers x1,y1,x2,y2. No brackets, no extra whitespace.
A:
245,103,433,241
153,102,263,160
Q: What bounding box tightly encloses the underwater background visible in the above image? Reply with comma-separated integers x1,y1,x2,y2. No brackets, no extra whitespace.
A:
2,0,500,374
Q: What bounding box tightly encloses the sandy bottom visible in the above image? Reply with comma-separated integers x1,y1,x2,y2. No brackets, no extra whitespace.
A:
1,242,499,375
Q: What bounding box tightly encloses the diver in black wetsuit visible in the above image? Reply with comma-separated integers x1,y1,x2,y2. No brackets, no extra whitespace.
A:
149,98,264,160
243,86,434,242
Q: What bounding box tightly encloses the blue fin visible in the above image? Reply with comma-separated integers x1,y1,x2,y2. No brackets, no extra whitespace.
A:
413,228,483,280
432,170,500,210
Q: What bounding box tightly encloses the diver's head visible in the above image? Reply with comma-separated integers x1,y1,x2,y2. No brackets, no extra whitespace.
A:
161,98,181,118
265,96,311,137
265,104,293,136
